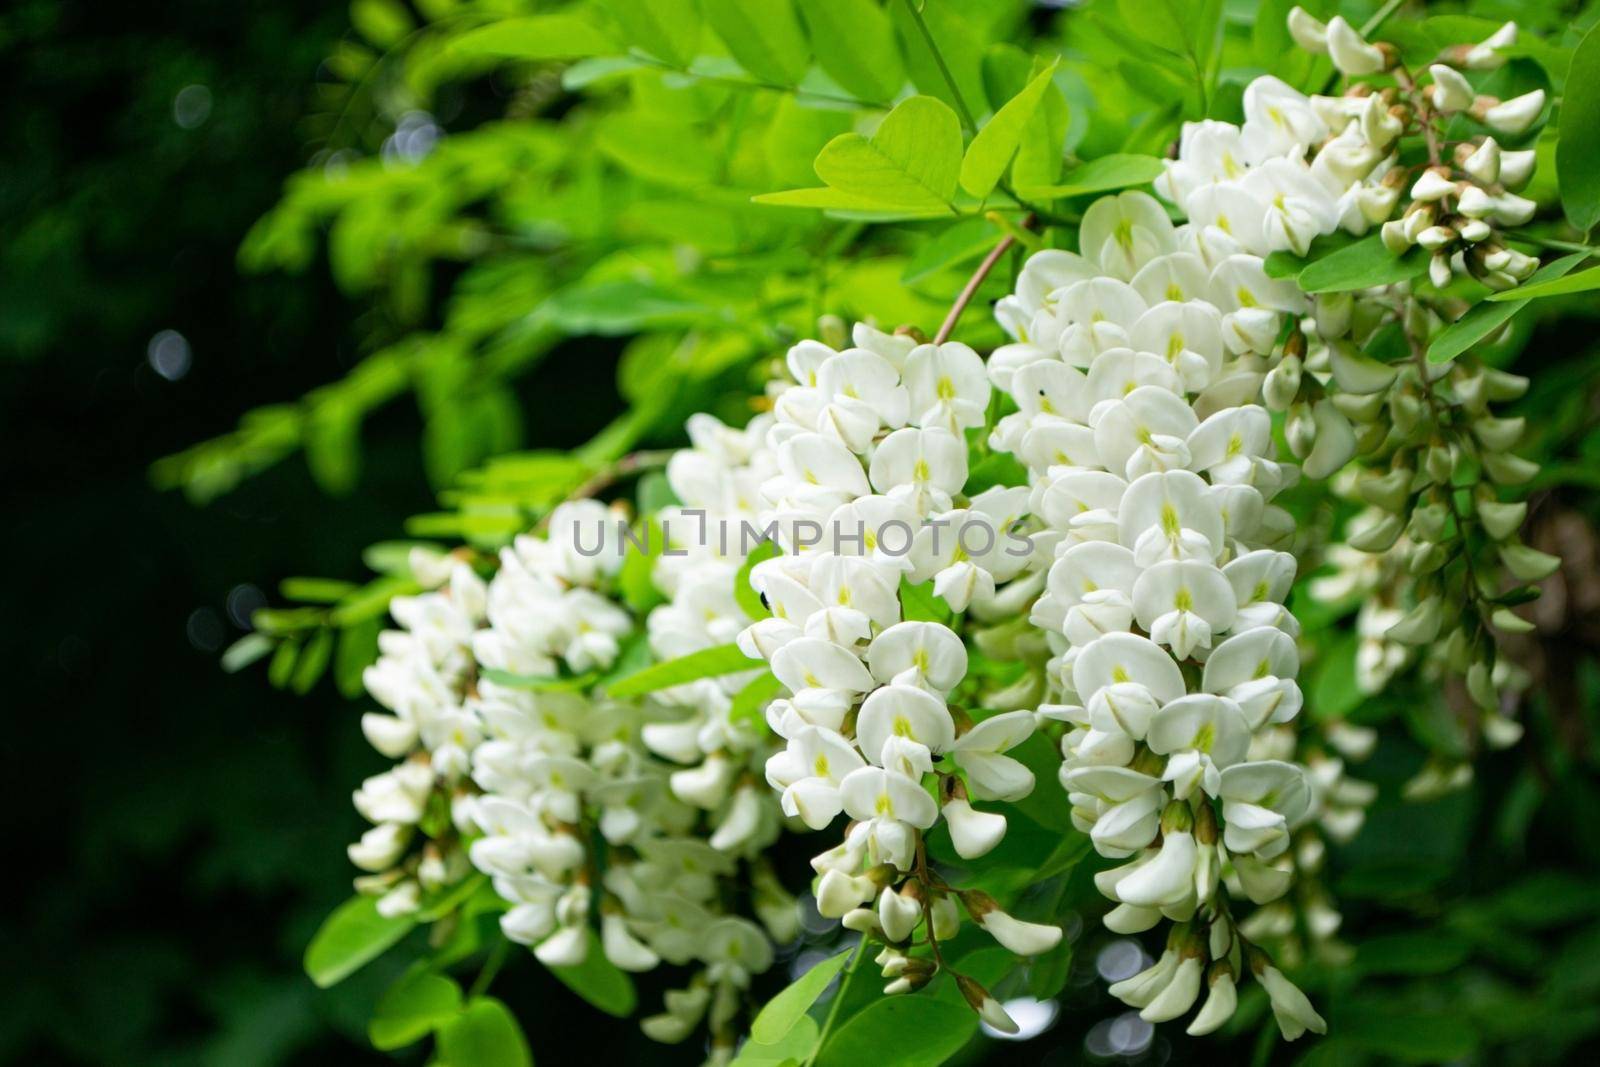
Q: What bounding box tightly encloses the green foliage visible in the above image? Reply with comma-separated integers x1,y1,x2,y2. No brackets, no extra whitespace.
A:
1558,25,1600,233
304,895,418,989
544,931,637,1017
749,947,852,1044
436,997,534,1067
604,641,763,697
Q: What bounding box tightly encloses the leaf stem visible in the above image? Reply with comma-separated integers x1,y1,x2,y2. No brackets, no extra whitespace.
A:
804,936,867,1067
468,935,510,999
934,214,1035,344
899,0,978,135
1360,0,1409,37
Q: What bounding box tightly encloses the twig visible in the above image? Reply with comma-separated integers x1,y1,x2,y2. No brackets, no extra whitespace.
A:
899,0,977,134
933,215,1035,344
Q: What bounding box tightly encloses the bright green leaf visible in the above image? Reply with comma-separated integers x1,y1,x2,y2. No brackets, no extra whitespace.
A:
959,60,1060,199
605,643,762,698
303,895,416,989
436,997,533,1067
797,0,903,104
597,0,700,68
751,948,853,1045
1429,253,1587,361
369,971,463,1051
1013,153,1165,200
815,992,975,1067
1558,25,1600,233
1297,235,1429,293
449,14,616,60
701,0,810,85
545,931,637,1017
1486,262,1600,301
805,96,963,213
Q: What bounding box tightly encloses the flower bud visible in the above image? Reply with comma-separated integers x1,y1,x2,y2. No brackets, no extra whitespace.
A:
1476,499,1527,541
1429,252,1453,289
1142,956,1204,1023
1304,400,1357,479
1286,6,1329,52
1187,964,1239,1036
1456,185,1495,219
877,884,923,942
1482,90,1545,135
1474,415,1525,451
957,975,1019,1034
943,797,1008,859
1429,64,1475,111
535,924,590,968
1482,450,1538,485
1327,16,1386,75
817,869,876,917
1483,367,1529,401
1457,218,1492,243
1348,510,1404,551
1499,149,1536,188
1410,168,1457,203
1263,355,1302,411
1462,137,1501,183
1463,21,1517,69
1387,596,1444,644
1380,218,1412,253
1500,542,1561,581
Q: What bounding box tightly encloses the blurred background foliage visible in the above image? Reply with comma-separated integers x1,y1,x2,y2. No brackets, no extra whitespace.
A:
7,0,1600,1064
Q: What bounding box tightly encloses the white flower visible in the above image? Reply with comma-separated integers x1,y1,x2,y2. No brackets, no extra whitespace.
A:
904,342,989,433
855,685,955,767
943,797,1008,858
867,427,967,515
949,711,1036,801
840,767,939,832
1218,760,1311,858
1078,191,1179,280
765,726,864,829
1258,963,1327,1039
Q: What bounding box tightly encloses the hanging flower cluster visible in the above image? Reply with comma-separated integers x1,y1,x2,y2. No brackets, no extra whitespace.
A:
1262,11,1555,776
352,494,791,1051
983,70,1371,1034
352,553,488,918
738,324,1062,1033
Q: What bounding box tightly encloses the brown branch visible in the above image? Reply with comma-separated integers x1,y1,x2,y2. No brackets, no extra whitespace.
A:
933,214,1035,345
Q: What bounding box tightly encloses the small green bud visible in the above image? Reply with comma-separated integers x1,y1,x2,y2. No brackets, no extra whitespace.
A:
1476,499,1527,541
1473,415,1526,451
1499,542,1560,581
1349,511,1405,552
1388,596,1444,644
1481,451,1538,485
1358,468,1413,512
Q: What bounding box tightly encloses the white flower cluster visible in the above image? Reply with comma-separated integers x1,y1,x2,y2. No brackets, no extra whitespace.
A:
984,76,1357,1037
1288,10,1541,291
738,324,1062,1026
351,555,488,917
353,494,787,1047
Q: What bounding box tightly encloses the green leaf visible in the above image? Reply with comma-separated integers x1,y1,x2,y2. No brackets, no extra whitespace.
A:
815,992,975,1067
1014,153,1165,200
605,642,763,697
478,667,600,692
1559,26,1600,233
733,1015,820,1066
751,187,952,219
436,997,533,1067
1296,235,1429,293
903,217,1004,285
701,0,809,86
1486,262,1600,301
619,516,665,615
220,633,273,674
369,970,463,1051
730,670,783,730
1353,931,1471,977
899,577,952,624
751,948,853,1045
1429,253,1587,361
449,14,616,60
303,895,416,989
291,627,334,694
280,576,358,603
734,538,781,619
545,931,636,1017
796,0,903,104
598,0,700,68
810,96,963,213
960,60,1060,198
